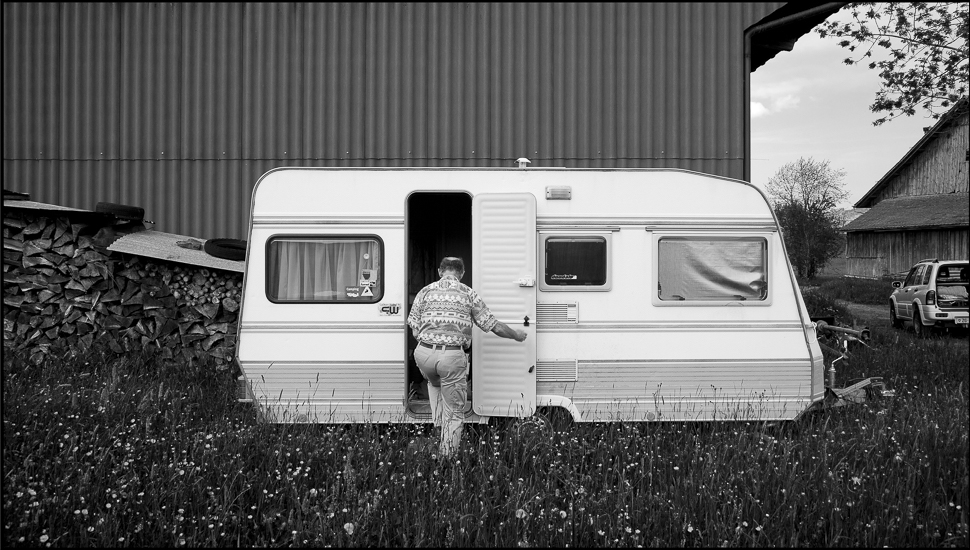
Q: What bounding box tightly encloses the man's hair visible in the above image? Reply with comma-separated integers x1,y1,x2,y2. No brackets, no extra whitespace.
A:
439,257,465,274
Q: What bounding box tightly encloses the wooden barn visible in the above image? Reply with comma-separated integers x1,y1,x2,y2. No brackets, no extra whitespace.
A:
843,98,970,278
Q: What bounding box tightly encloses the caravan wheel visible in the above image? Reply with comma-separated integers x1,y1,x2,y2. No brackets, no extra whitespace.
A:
536,407,574,433
514,415,552,441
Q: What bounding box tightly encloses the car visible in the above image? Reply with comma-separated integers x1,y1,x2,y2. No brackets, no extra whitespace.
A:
889,259,969,337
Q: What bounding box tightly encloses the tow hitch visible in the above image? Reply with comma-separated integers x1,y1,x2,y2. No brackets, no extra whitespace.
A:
813,318,896,409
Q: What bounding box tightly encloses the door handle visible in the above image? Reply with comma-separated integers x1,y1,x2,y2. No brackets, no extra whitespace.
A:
523,315,530,327
515,277,536,287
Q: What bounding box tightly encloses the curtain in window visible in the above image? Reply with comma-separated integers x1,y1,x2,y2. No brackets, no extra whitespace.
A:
268,239,380,301
658,239,766,301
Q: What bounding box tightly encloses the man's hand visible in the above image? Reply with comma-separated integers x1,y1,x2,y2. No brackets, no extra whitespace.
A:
492,321,528,342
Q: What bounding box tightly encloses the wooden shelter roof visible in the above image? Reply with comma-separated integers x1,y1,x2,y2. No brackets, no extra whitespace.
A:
843,192,970,232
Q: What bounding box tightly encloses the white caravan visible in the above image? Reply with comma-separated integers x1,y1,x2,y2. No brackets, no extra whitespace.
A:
235,167,826,424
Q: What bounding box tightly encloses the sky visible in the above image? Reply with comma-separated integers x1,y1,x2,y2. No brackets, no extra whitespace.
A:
750,9,939,210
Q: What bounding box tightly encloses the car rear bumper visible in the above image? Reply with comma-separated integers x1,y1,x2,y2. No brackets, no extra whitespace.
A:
924,312,969,327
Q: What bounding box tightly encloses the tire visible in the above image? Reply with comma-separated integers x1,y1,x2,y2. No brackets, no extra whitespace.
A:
204,238,247,261
96,202,145,221
889,301,903,329
912,308,927,338
537,406,574,433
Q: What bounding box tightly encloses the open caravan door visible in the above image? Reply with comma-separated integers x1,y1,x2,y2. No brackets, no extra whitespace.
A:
472,193,537,418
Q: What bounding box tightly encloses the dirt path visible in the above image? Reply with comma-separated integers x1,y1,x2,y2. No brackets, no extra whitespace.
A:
836,300,968,347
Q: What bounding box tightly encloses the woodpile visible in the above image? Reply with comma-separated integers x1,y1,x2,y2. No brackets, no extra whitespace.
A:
3,210,242,368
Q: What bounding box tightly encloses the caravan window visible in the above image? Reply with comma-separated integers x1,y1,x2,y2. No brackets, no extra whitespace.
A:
266,236,383,303
541,234,611,290
657,237,767,302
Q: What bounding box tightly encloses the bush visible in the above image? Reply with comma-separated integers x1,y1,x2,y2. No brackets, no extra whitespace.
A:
801,287,851,323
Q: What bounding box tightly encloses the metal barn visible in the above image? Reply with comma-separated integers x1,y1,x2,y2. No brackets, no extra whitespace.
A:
3,2,842,239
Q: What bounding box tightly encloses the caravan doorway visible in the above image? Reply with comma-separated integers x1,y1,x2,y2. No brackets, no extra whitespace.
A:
405,192,472,417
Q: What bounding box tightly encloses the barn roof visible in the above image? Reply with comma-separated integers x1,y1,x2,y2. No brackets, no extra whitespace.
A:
854,97,970,208
749,2,848,72
843,192,970,232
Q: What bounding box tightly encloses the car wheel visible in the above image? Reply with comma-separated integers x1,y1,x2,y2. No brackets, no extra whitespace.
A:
889,302,903,329
912,309,927,338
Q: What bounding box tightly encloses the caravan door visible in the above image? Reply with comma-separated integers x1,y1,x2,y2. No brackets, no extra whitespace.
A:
472,193,537,418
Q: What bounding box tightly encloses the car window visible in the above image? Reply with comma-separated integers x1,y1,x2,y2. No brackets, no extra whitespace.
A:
903,266,918,286
904,265,923,287
936,263,970,300
938,285,969,299
921,265,933,285
935,264,969,284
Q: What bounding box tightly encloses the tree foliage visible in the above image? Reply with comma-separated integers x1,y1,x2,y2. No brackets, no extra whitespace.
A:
767,158,849,279
816,2,969,126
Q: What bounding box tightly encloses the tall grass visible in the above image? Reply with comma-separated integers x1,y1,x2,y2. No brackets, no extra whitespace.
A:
814,277,897,306
4,333,968,547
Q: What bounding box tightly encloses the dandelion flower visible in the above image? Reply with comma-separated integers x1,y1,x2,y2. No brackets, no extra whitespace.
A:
344,522,355,535
560,511,567,519
40,535,49,543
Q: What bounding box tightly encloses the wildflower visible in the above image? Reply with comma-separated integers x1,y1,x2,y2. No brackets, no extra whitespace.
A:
851,476,861,486
344,522,355,535
560,511,567,519
40,535,49,543
516,509,528,519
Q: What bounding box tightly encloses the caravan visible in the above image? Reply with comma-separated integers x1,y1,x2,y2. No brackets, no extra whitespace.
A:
235,167,826,424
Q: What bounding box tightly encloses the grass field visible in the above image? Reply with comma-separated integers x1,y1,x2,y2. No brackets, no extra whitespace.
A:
3,284,968,547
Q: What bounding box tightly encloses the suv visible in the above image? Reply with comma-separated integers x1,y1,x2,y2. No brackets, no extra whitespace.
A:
890,259,969,337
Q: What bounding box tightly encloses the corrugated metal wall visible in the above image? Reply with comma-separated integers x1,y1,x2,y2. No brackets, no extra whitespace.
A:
4,2,783,239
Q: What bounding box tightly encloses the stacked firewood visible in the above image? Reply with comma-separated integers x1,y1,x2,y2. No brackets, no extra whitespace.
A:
2,211,242,368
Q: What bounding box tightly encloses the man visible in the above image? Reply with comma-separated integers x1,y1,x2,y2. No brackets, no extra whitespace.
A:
407,256,527,457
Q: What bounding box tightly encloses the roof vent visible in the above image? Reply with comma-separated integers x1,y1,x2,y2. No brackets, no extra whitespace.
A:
516,157,531,169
